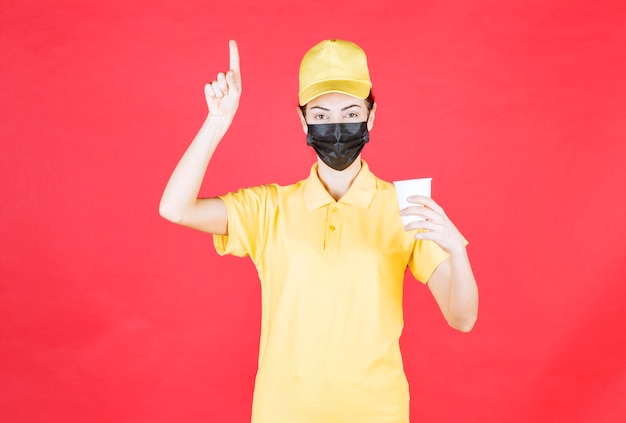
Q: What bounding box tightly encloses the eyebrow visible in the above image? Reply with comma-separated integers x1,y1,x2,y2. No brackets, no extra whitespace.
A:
309,104,363,112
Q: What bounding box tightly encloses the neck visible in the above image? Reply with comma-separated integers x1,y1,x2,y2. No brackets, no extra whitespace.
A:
316,158,362,201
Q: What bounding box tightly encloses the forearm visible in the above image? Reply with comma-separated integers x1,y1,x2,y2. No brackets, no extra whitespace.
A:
159,114,232,222
444,247,479,332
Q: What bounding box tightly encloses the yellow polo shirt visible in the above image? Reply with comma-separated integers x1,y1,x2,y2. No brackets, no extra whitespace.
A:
214,161,449,423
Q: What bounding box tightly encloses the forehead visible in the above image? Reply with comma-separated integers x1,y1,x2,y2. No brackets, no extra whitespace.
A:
307,92,367,109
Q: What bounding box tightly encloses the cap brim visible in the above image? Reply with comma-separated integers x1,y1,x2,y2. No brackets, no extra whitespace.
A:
299,79,371,106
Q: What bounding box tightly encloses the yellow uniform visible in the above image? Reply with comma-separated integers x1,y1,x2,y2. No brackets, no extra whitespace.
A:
214,161,449,423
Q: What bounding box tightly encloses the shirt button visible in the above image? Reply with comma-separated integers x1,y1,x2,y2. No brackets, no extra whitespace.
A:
329,225,336,231
331,207,339,213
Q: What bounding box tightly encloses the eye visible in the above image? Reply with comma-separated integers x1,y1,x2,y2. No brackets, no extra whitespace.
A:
345,112,359,119
313,113,327,120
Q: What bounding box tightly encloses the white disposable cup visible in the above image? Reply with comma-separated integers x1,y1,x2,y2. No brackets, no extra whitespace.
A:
393,178,432,225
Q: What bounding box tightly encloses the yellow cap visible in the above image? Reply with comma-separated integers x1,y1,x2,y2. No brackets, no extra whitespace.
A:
298,39,372,106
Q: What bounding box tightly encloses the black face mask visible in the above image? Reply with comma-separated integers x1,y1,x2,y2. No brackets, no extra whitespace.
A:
306,122,370,171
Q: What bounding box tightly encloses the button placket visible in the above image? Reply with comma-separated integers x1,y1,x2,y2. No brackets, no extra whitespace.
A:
325,203,343,252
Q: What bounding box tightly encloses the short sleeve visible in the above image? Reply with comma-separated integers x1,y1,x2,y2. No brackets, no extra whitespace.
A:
407,239,450,284
212,185,274,261
408,236,469,284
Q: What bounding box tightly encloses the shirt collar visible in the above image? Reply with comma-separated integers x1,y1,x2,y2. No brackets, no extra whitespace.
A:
303,161,376,211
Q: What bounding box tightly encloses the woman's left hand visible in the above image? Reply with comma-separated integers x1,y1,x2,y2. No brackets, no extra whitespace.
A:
400,195,466,255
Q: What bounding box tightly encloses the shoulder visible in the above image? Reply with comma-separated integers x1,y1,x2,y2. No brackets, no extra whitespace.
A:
220,180,306,207
368,172,405,225
371,173,397,199
221,183,279,203
375,176,395,192
361,162,395,194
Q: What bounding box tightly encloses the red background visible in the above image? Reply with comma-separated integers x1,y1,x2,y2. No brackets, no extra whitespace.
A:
2,1,625,422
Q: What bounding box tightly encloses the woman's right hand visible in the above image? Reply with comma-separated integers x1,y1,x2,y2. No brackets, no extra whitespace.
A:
204,40,242,118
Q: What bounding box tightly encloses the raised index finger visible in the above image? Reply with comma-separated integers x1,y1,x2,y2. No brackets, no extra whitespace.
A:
229,40,240,73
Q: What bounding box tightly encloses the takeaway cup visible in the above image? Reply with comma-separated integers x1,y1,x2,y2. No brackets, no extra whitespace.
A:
393,178,432,226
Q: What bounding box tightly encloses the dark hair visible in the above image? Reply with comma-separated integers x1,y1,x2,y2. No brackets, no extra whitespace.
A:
299,90,376,117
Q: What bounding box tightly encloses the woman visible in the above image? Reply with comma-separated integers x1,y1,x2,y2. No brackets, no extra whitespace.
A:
160,39,478,423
